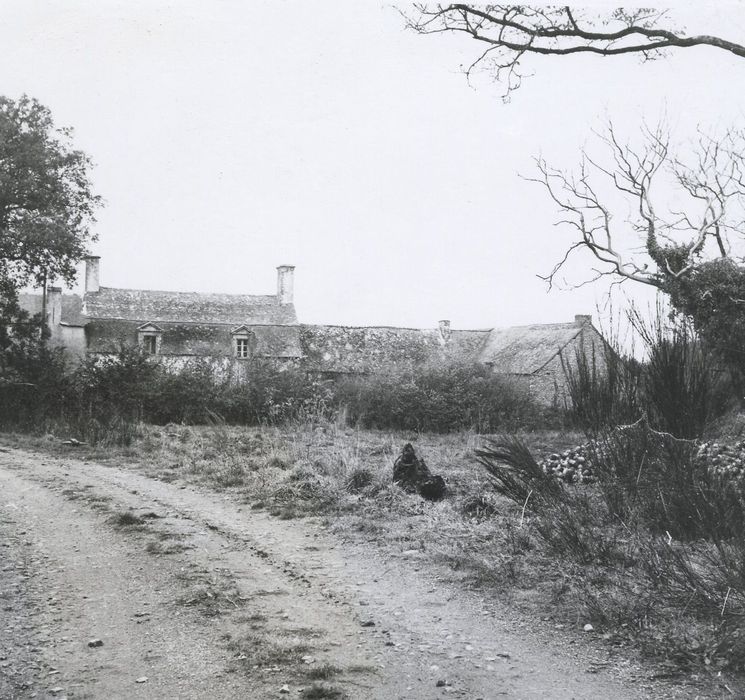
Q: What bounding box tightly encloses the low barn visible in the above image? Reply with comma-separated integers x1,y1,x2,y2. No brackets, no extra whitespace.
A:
20,256,608,405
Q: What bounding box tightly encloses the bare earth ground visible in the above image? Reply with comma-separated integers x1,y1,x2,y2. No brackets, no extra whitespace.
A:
0,443,738,700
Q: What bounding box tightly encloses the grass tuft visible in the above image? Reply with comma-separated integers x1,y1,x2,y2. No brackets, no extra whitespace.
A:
301,683,347,700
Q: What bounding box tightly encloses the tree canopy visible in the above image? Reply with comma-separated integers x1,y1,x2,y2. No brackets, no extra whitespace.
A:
0,95,101,293
408,5,745,96
0,95,101,381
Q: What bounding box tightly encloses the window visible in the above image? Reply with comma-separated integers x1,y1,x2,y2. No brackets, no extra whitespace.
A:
142,335,157,355
137,323,162,355
232,326,257,359
235,337,250,359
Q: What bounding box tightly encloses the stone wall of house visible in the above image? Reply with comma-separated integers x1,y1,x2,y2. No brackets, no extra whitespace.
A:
85,320,302,359
528,354,567,407
528,325,609,406
299,325,443,374
57,326,87,359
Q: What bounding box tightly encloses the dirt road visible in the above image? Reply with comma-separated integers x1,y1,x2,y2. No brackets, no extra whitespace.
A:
0,445,728,699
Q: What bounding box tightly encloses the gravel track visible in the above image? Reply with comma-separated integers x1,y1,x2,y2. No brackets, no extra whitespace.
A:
0,445,731,699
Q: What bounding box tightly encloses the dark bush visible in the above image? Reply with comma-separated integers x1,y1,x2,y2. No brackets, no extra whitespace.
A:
336,360,549,433
562,341,642,434
565,308,735,440
473,435,564,510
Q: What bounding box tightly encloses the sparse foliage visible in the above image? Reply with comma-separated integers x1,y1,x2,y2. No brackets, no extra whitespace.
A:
530,123,745,293
407,6,745,97
531,122,745,380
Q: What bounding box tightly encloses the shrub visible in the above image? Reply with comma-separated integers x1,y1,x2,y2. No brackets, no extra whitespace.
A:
566,308,735,440
1,346,555,438
562,341,642,434
473,436,564,511
633,311,733,439
475,428,745,670
336,360,547,433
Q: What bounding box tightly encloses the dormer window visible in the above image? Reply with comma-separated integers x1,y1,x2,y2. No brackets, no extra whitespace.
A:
143,335,157,354
137,322,162,355
236,338,250,358
231,326,257,359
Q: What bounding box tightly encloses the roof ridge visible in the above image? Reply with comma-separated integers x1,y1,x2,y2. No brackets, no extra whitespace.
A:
95,286,277,299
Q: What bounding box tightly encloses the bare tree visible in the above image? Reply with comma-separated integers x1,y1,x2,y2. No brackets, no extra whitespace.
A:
527,124,745,293
407,5,745,96
528,123,745,381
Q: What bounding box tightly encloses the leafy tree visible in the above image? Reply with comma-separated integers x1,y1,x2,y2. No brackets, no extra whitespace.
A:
0,95,100,381
0,94,101,292
408,6,745,97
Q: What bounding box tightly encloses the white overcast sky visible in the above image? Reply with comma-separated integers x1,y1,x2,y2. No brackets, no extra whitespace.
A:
4,1,745,328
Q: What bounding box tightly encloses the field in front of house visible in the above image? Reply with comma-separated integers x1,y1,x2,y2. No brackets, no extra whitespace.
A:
3,420,744,697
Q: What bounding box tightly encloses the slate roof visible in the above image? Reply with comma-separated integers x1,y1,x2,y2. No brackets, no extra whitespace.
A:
478,322,586,374
83,287,297,325
17,293,86,326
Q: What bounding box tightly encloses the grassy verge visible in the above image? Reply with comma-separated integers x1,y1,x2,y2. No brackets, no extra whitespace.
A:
3,419,743,691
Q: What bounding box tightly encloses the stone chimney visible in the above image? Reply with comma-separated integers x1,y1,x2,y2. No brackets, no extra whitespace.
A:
575,314,592,327
47,286,62,333
438,319,452,344
277,265,295,305
84,255,100,293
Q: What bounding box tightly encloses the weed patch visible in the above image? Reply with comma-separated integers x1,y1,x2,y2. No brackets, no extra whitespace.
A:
176,580,245,617
108,511,147,529
306,664,341,680
301,683,347,700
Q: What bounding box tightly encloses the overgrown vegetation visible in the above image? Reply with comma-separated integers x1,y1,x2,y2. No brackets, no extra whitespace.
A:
478,310,745,675
0,348,553,444
4,304,745,686
336,361,547,432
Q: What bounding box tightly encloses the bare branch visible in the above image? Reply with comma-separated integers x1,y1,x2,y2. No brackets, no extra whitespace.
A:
407,5,745,95
525,122,745,292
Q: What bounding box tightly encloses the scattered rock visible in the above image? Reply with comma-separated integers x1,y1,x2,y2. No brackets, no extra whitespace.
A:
435,679,451,687
360,620,376,627
540,446,595,484
279,685,290,694
87,638,103,648
583,624,594,632
135,676,148,684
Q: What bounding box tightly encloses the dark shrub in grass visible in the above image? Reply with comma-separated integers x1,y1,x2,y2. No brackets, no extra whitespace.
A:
473,435,564,511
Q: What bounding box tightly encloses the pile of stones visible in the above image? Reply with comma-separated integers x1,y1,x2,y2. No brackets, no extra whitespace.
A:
695,440,745,486
539,445,596,484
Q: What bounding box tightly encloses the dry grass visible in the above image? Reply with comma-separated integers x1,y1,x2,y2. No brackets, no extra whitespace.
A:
108,510,148,529
5,419,745,685
228,629,312,667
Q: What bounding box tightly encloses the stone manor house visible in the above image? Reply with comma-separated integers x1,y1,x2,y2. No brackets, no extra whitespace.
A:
20,256,608,405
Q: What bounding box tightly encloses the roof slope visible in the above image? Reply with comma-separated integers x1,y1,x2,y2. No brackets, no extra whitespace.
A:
84,287,297,325
299,325,490,373
17,293,86,326
479,322,583,374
